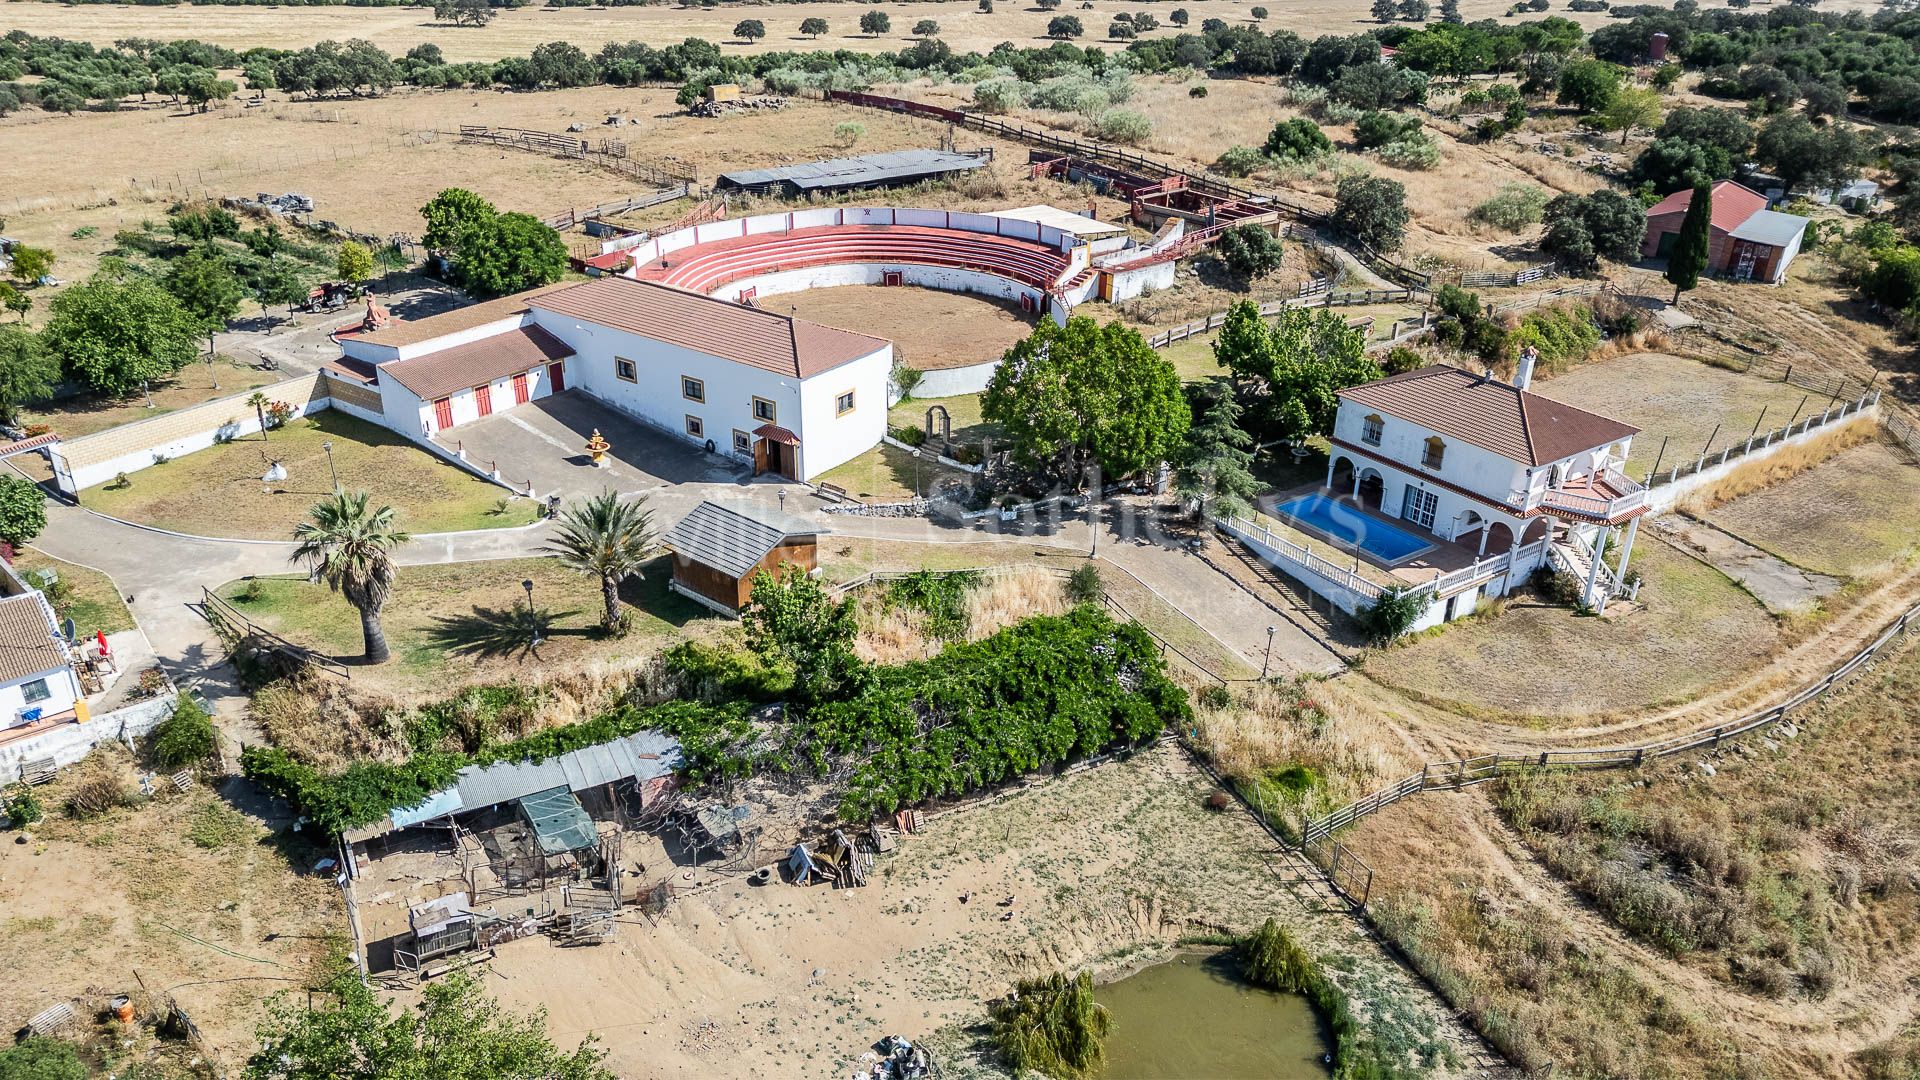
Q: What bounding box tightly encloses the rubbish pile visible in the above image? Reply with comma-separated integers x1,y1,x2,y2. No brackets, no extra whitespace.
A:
857,1035,934,1080
687,95,789,118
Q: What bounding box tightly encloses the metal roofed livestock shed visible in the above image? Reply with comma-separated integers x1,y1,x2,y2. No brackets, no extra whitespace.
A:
518,786,597,855
715,150,988,196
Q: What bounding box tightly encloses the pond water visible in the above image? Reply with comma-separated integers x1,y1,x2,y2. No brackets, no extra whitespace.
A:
1096,952,1333,1079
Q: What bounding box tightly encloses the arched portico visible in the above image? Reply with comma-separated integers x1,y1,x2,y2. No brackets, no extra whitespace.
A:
1356,468,1385,511
1484,521,1516,555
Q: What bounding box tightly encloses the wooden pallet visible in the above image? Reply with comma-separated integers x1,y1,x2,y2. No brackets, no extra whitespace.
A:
17,756,55,786
171,770,195,793
27,1001,75,1035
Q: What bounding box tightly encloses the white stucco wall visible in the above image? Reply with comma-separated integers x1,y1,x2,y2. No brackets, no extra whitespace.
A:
0,664,81,730
61,393,333,493
525,308,889,481
717,263,1051,314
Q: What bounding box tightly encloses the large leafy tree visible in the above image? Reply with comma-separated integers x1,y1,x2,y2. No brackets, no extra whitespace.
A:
1665,182,1712,302
1600,85,1663,145
291,491,411,665
1172,381,1260,520
245,970,610,1080
0,474,46,546
0,326,58,424
1557,58,1623,114
982,316,1189,485
742,566,863,703
420,187,497,256
859,10,891,35
456,212,568,298
164,247,246,330
1331,175,1409,251
1755,111,1862,191
1540,191,1646,273
43,271,200,396
1214,301,1379,442
1628,136,1732,195
336,241,375,286
541,491,657,633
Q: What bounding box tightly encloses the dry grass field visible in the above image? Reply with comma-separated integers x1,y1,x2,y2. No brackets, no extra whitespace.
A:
1364,536,1782,726
1704,439,1920,584
1345,629,1920,1080
1,0,1642,65
1533,352,1821,480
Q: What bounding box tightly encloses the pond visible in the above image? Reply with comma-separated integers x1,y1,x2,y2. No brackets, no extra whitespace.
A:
1097,951,1333,1079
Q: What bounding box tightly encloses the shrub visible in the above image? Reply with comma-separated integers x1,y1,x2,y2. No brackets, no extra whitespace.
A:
1095,108,1151,145
150,698,219,769
6,782,43,827
832,121,864,147
886,569,981,640
1215,223,1285,280
1215,144,1267,177
1376,134,1440,170
1189,84,1208,98
893,424,928,447
1471,183,1551,231
1332,175,1410,251
65,769,130,819
0,473,47,545
1352,110,1422,149
988,971,1111,1078
1382,346,1425,375
1263,117,1332,163
1362,585,1426,643
1066,562,1103,604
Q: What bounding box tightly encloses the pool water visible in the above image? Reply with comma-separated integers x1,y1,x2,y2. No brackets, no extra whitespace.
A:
1097,952,1332,1079
1268,493,1434,565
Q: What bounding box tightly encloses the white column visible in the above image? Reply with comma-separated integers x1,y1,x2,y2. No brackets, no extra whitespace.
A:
1324,456,1336,489
1477,525,1489,556
1615,516,1640,587
1583,524,1611,608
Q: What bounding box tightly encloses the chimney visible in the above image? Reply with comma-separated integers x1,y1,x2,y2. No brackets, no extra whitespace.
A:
1515,347,1538,391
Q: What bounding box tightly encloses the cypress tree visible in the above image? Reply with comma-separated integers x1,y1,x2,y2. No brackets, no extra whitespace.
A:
1666,181,1713,303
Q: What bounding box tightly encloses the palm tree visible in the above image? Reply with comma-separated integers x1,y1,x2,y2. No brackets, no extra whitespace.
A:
246,390,270,441
291,491,411,664
541,491,657,633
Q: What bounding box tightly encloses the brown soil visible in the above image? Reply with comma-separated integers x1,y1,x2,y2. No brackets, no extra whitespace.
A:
0,756,342,1074
784,284,1035,371
399,744,1486,1078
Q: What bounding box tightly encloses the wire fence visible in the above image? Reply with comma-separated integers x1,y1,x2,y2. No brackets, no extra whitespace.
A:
1643,391,1879,489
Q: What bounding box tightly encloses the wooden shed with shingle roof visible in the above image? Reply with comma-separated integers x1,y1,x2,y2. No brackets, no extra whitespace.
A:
661,500,827,614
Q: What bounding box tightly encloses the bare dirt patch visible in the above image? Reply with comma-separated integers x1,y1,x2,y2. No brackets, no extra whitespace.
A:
784,284,1034,371
436,743,1477,1078
1363,536,1782,725
1532,351,1819,479
0,757,342,1074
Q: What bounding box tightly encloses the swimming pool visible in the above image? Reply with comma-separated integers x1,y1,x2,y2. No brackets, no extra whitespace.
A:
1267,493,1435,565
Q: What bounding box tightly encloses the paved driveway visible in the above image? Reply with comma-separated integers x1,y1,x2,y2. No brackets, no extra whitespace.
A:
441,391,748,500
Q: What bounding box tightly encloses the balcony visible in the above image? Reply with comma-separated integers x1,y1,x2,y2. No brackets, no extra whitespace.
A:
1535,468,1648,521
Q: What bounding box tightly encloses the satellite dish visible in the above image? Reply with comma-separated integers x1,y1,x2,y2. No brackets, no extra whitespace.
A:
61,617,76,642
263,461,288,484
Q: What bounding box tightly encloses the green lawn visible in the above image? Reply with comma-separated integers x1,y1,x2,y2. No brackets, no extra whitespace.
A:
84,410,542,539
216,555,714,692
13,548,136,637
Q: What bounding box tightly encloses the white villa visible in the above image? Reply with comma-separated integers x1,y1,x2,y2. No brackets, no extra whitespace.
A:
1326,357,1649,612
1221,355,1652,633
333,276,893,482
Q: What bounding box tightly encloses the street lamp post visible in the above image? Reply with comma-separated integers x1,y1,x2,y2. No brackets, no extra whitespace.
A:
522,578,543,650
322,440,339,492
1262,625,1277,680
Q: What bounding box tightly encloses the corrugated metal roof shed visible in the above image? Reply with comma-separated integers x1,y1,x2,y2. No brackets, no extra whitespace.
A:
1728,209,1807,248
664,500,825,580
716,149,987,193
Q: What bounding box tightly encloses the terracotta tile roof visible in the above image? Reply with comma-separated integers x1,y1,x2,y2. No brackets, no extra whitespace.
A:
378,326,573,402
529,277,889,379
1339,366,1639,467
1645,180,1768,235
0,593,69,684
353,284,573,348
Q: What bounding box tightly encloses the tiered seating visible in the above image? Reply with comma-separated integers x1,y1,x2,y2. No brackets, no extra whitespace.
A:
632,225,1073,295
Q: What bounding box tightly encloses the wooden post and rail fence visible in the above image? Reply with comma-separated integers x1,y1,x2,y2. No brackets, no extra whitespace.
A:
1296,594,1920,847
200,586,351,680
